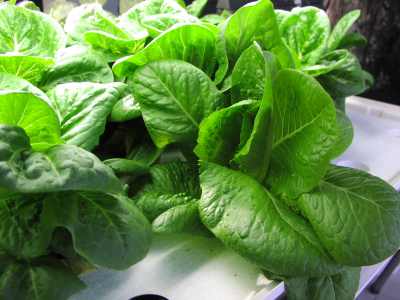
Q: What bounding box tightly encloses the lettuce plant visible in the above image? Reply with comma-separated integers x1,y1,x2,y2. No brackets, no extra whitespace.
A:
0,0,398,300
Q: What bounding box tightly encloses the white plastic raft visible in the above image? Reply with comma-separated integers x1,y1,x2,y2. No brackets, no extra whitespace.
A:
72,96,400,300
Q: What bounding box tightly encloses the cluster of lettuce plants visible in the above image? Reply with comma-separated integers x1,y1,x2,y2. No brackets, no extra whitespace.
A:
0,0,398,299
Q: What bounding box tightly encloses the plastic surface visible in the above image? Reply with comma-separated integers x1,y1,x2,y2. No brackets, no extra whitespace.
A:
72,96,400,300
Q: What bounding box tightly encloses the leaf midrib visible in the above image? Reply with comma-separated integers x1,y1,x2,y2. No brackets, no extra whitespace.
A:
148,67,199,128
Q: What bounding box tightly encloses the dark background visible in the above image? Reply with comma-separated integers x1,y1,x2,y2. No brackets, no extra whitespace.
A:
30,0,400,105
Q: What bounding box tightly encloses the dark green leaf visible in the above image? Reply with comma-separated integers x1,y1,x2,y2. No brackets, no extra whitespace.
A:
0,260,85,300
110,94,141,122
43,192,151,270
299,165,400,266
0,125,123,194
199,162,341,277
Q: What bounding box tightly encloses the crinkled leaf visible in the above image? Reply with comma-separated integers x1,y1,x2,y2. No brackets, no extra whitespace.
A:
65,4,129,43
195,100,257,165
0,193,52,259
113,24,218,78
84,30,145,62
40,45,114,91
280,7,330,65
47,82,126,151
152,201,204,234
266,70,337,200
0,92,61,151
141,13,199,38
327,10,360,52
199,162,341,277
232,52,277,182
0,55,54,85
118,0,191,38
0,125,123,194
43,192,151,270
131,60,221,148
135,161,200,221
317,51,373,98
299,165,400,266
0,260,85,300
110,94,141,122
285,268,360,300
0,4,65,57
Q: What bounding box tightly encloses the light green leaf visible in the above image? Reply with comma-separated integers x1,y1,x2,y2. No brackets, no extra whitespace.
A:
43,192,151,270
152,201,204,234
118,0,192,38
222,0,293,68
0,55,54,85
329,110,353,159
187,0,208,17
199,162,341,277
65,4,129,43
0,72,49,101
0,193,53,259
0,92,61,151
299,165,400,266
40,45,114,91
0,260,85,300
0,125,123,194
231,43,280,103
141,13,199,38
0,4,65,57
47,82,126,151
201,13,228,25
195,100,257,165
113,24,218,78
131,60,221,148
232,52,277,182
266,70,337,200
64,4,144,61
327,10,361,52
84,30,145,62
280,7,330,65
110,94,141,122
285,268,360,300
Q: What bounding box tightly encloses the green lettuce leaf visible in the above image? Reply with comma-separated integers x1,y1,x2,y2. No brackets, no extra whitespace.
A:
43,192,151,270
40,45,114,91
299,165,400,266
199,162,341,277
113,23,218,78
0,125,123,194
47,82,126,150
131,60,221,148
0,92,61,151
266,70,337,200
